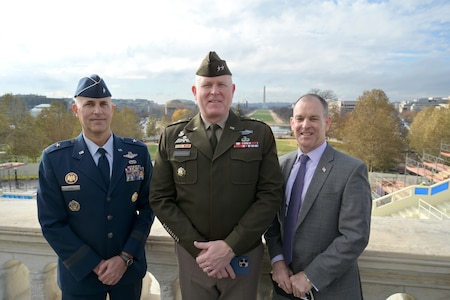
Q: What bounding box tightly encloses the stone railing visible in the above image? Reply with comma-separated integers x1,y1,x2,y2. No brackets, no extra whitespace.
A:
1,206,450,299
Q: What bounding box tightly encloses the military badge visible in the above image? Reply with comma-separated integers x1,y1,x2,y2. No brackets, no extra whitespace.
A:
177,167,186,177
125,165,145,182
65,172,78,184
123,151,138,159
68,200,80,212
175,134,191,149
234,136,259,148
131,192,138,202
175,143,192,149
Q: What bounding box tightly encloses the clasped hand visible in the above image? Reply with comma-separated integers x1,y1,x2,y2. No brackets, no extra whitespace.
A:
93,256,127,286
271,260,312,299
194,240,236,279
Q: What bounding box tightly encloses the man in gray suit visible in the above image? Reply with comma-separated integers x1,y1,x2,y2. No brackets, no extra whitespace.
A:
265,94,372,300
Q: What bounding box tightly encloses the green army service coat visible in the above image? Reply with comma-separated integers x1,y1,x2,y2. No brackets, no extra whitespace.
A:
150,111,283,257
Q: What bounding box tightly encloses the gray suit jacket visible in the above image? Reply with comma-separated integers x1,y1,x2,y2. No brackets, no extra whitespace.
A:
265,144,371,300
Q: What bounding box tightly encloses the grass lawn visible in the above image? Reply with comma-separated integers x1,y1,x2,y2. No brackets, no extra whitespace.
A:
276,139,298,156
147,143,158,160
249,110,274,123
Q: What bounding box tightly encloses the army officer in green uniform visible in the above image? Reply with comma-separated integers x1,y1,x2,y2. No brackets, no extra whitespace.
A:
150,51,283,300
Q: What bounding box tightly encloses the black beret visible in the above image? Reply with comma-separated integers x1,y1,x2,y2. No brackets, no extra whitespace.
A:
196,51,232,77
74,74,111,98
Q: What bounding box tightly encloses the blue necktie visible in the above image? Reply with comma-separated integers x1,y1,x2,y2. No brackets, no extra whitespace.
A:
283,154,309,265
97,148,110,186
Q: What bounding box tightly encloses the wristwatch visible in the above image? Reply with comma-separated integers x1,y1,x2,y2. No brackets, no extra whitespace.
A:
119,253,134,267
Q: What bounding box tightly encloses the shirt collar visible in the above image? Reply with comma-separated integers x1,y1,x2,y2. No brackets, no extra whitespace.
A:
201,112,229,130
297,141,327,164
83,133,114,157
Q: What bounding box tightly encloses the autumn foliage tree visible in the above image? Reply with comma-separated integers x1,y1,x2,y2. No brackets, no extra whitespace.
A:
171,108,195,122
341,89,404,172
0,94,46,161
111,106,143,139
35,101,78,147
408,106,450,156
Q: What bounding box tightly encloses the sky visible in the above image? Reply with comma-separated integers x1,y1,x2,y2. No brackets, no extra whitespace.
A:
1,0,449,104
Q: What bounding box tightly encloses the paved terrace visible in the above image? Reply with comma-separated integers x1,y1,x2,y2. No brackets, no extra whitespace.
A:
1,199,449,299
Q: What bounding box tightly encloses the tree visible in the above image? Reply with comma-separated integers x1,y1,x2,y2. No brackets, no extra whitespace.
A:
327,104,347,140
8,114,46,162
233,103,244,117
0,94,26,148
0,108,10,147
408,106,450,155
171,108,195,122
0,94,28,126
35,101,78,147
341,89,404,172
145,115,158,137
308,88,338,100
159,115,172,130
0,94,44,161
111,107,143,139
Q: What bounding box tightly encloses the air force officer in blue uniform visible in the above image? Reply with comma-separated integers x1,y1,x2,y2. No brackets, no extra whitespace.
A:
37,75,154,299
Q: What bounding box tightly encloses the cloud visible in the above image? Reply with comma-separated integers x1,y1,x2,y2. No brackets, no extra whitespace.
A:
0,0,449,102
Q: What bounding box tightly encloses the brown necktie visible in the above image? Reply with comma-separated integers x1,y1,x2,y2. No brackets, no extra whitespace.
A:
209,124,219,151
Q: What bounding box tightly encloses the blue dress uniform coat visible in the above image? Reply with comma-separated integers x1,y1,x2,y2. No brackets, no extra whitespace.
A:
150,111,283,258
37,134,154,295
265,144,372,300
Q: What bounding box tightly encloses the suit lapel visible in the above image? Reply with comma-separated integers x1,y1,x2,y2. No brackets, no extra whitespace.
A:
281,152,297,218
109,136,129,193
185,115,213,158
213,112,245,159
72,135,106,191
297,145,335,224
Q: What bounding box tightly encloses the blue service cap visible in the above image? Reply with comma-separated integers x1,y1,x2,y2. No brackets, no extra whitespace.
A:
74,74,111,98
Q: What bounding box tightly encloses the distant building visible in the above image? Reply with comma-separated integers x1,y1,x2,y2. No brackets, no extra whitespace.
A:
164,99,197,116
328,100,357,117
399,97,449,113
30,104,51,117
